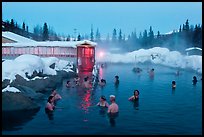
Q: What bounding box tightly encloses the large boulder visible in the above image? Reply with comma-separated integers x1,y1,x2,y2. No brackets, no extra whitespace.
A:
13,85,45,100
2,79,10,89
2,92,40,112
9,70,77,94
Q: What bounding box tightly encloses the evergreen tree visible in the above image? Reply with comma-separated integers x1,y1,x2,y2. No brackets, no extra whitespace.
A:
182,24,185,31
142,29,148,47
185,19,189,31
90,24,94,41
22,22,25,30
118,29,122,42
43,22,49,41
26,26,28,32
15,22,18,28
139,32,142,39
112,28,117,42
123,34,126,41
10,19,14,28
66,35,71,41
95,28,101,42
157,31,160,38
77,34,81,41
148,26,154,46
179,25,182,32
127,34,131,41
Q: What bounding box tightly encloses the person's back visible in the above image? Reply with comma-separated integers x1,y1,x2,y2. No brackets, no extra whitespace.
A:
108,103,119,113
108,95,119,114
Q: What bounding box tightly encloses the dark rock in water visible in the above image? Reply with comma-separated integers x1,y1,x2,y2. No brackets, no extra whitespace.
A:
2,92,40,111
49,63,55,69
2,108,40,131
2,79,10,89
13,85,45,100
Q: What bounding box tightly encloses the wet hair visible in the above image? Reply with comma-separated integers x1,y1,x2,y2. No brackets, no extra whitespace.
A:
134,90,139,95
193,76,197,80
47,95,54,103
115,75,119,79
84,77,88,82
151,68,154,71
172,81,176,85
67,80,70,84
101,95,106,101
101,79,106,84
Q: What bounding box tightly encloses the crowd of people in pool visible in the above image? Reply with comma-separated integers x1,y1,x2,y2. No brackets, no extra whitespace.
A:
45,66,200,119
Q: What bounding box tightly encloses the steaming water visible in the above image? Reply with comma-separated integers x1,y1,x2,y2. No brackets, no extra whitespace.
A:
2,63,202,135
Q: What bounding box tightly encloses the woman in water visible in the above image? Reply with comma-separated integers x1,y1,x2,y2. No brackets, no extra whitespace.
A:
128,90,140,101
172,81,176,89
98,79,106,86
97,95,109,108
45,96,55,111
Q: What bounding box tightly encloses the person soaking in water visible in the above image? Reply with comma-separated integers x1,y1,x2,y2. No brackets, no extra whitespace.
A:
108,95,119,114
128,90,140,101
172,81,176,89
97,95,109,108
192,76,198,85
50,89,62,103
149,68,154,77
66,80,72,88
83,76,92,89
45,96,55,111
114,76,119,85
98,79,106,86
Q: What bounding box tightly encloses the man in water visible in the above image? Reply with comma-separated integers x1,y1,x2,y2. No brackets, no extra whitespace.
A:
149,68,154,77
114,76,119,85
108,95,119,114
192,76,198,85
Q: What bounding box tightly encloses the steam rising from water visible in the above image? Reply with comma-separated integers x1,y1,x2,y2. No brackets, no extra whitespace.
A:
96,47,202,74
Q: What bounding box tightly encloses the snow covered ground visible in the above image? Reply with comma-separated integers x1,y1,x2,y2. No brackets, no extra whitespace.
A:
96,47,202,74
2,54,74,82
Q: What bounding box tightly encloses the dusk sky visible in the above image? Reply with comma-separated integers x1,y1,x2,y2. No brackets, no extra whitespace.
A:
2,2,202,38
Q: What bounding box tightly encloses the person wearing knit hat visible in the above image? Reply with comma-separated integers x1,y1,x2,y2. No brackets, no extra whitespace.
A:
108,95,119,113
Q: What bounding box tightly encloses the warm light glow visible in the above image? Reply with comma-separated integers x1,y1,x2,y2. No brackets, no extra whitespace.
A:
99,51,104,57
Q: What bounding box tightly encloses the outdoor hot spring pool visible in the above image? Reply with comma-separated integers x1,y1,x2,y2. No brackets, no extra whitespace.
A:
2,63,202,135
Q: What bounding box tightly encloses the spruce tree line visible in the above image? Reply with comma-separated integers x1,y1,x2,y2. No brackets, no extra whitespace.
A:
2,19,202,52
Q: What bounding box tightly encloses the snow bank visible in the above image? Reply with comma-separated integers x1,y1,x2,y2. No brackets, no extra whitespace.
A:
2,54,74,82
2,85,21,93
96,47,202,74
